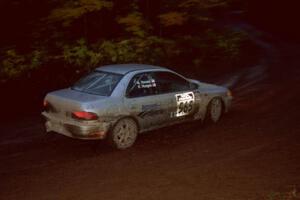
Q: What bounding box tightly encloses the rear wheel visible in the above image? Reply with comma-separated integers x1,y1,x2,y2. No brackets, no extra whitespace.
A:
205,97,223,123
108,118,138,149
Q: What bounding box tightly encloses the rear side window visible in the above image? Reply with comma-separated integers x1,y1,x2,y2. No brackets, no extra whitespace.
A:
127,73,158,98
153,72,191,94
72,71,123,96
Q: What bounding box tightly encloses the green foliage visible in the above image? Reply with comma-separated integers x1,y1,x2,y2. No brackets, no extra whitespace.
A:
48,0,113,26
31,50,44,68
157,0,228,28
264,189,298,200
179,0,228,9
0,0,254,82
206,29,247,62
1,50,26,78
63,38,99,68
62,36,173,71
98,36,174,65
117,11,148,37
159,12,188,26
1,49,45,80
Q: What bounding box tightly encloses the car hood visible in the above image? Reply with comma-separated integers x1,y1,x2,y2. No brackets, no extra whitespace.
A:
198,82,227,93
188,78,227,92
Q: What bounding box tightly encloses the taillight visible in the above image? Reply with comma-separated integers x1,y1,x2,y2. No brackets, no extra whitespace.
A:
72,111,99,120
43,100,50,112
43,100,49,107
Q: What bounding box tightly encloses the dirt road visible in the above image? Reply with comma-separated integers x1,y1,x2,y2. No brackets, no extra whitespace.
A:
1,29,300,199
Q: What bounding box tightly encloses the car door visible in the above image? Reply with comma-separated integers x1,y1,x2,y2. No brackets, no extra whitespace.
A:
124,72,173,130
153,71,200,125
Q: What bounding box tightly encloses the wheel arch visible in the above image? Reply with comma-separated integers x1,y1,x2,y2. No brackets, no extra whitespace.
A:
110,115,141,133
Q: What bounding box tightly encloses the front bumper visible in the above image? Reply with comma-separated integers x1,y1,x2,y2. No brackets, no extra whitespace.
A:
42,112,111,140
224,96,233,113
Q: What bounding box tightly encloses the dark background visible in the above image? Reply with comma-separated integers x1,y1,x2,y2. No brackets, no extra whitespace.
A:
246,0,300,41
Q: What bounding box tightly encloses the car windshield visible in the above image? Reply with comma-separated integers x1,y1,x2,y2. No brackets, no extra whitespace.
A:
72,71,123,96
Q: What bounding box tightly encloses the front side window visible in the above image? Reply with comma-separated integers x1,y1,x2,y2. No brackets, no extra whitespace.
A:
72,71,123,96
127,73,158,98
153,72,191,94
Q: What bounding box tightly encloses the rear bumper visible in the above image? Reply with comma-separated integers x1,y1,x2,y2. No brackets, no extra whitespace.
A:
42,112,111,140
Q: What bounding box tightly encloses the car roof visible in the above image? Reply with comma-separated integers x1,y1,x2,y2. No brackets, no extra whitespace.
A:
95,64,168,75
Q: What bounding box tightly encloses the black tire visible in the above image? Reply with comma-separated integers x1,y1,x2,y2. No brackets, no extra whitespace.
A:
108,118,138,149
204,97,223,124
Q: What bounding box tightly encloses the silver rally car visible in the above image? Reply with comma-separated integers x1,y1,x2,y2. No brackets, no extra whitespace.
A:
42,64,232,149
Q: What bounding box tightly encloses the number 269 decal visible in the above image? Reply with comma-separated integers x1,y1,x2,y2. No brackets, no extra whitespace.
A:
175,92,195,117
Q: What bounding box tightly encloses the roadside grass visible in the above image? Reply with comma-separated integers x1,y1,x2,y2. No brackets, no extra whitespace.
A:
264,187,299,200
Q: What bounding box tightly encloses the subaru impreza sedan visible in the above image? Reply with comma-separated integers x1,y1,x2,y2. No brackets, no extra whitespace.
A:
42,64,232,149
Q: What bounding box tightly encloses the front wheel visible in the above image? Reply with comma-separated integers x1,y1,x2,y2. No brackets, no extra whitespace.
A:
205,97,223,123
108,118,138,149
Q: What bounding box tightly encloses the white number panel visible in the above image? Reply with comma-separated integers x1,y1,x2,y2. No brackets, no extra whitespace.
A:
175,92,195,117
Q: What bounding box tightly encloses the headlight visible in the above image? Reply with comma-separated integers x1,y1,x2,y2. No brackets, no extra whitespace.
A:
227,90,232,97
